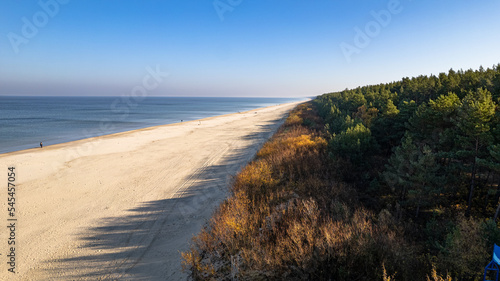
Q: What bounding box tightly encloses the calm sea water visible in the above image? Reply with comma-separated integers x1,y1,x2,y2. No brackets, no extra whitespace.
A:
0,96,304,154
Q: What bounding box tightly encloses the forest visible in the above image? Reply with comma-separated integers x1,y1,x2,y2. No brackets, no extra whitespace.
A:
182,65,500,280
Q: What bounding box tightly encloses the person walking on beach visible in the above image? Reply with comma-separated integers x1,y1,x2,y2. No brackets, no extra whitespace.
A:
40,142,43,148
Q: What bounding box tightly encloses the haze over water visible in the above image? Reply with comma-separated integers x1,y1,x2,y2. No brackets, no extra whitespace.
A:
0,96,303,154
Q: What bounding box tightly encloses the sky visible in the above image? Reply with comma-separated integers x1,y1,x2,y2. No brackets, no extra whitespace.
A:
1,0,499,97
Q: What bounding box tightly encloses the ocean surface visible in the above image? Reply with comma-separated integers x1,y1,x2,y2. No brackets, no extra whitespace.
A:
0,96,305,154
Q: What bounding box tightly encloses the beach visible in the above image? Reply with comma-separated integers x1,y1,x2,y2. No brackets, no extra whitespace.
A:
0,101,301,280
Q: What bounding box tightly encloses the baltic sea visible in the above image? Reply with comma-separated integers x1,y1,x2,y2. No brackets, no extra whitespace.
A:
0,96,304,154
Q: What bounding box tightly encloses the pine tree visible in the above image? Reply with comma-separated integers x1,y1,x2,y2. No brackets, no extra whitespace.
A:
383,136,444,217
407,92,460,152
453,88,496,216
329,123,372,166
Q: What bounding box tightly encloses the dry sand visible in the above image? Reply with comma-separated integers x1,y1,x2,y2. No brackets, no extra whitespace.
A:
0,101,301,280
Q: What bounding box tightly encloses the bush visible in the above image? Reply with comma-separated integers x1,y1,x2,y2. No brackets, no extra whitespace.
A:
182,102,420,280
436,216,493,280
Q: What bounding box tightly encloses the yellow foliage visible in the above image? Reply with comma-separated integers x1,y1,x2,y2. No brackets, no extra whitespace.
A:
225,214,243,233
426,265,452,281
285,112,303,127
284,134,327,150
257,134,326,158
237,160,278,189
213,191,251,240
382,263,396,281
181,248,215,278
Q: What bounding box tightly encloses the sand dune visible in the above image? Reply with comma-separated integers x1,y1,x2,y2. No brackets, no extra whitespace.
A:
0,101,301,280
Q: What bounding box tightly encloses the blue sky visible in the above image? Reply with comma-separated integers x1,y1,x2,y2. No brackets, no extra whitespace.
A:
1,0,499,97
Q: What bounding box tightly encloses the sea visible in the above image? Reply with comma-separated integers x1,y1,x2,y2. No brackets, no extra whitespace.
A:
0,96,305,154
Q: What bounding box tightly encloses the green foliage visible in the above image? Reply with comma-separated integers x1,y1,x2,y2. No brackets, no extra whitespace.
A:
182,103,418,281
455,88,496,143
317,65,500,216
329,123,373,165
437,217,498,280
184,65,500,281
384,99,400,116
315,64,500,280
430,92,461,113
452,88,497,215
383,136,444,217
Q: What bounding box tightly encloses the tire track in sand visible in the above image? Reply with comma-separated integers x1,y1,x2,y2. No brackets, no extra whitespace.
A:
100,141,235,280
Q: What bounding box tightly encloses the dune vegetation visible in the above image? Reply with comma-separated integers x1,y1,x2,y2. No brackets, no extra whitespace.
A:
183,65,500,280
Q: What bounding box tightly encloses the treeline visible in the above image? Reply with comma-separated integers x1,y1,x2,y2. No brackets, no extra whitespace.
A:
315,65,500,279
182,65,500,280
182,104,418,280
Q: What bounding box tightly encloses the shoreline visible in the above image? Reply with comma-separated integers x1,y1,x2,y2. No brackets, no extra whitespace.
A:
1,101,304,157
0,101,302,280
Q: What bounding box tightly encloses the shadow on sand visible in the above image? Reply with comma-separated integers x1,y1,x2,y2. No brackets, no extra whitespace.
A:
43,115,287,280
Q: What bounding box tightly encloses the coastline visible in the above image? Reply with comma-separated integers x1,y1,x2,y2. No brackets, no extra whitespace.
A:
0,101,302,280
0,96,306,155
0,101,305,157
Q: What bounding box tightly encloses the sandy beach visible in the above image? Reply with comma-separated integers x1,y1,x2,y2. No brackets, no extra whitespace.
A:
0,101,301,280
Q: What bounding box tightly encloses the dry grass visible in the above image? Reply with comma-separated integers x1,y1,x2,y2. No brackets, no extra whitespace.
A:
181,102,417,280
426,266,453,281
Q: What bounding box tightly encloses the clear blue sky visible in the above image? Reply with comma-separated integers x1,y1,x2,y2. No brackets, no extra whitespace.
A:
1,0,499,97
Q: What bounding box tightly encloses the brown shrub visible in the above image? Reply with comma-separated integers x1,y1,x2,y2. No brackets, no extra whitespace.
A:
181,102,417,280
